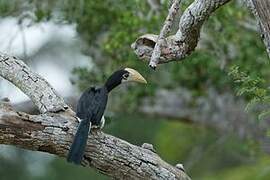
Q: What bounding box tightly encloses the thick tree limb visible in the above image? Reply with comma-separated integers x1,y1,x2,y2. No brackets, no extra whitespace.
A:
13,96,78,115
247,0,270,58
0,53,68,113
131,0,231,64
0,53,190,180
13,89,270,154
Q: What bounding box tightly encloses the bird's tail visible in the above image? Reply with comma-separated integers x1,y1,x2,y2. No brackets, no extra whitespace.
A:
67,119,91,164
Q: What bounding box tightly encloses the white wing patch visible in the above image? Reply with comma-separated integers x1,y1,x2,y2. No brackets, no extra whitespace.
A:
91,116,106,129
100,116,105,129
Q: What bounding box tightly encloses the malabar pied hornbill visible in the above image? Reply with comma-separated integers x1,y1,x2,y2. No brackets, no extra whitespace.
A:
67,68,147,164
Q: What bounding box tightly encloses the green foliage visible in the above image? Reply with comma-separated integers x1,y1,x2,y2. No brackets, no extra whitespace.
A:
203,156,270,180
155,121,259,177
40,158,109,180
1,0,270,179
72,66,106,90
62,1,117,43
229,66,270,120
69,0,269,105
229,66,267,99
0,0,20,16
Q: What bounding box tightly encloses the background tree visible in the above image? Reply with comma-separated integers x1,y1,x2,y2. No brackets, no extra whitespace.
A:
1,0,270,179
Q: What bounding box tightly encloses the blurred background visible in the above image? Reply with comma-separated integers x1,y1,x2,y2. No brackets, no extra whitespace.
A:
0,0,270,179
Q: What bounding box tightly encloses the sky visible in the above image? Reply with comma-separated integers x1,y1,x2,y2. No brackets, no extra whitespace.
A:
0,17,91,103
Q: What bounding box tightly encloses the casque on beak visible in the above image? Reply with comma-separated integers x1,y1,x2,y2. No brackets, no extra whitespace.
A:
125,68,147,84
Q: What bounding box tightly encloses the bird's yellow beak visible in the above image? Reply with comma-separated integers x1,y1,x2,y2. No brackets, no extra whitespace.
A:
125,68,147,84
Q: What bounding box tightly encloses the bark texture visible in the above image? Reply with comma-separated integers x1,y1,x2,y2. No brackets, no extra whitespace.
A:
149,0,181,68
131,0,231,65
0,53,67,113
248,0,270,57
0,53,190,180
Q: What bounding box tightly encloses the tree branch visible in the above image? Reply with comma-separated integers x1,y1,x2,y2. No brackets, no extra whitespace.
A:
131,0,231,64
149,0,181,69
13,96,78,114
0,53,68,113
13,88,270,154
247,0,270,58
0,53,190,180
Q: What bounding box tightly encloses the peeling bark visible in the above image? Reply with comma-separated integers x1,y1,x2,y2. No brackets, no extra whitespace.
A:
0,53,190,180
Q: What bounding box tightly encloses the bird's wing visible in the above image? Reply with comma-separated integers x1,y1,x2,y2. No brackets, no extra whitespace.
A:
76,87,108,124
68,87,108,164
93,87,108,123
68,87,97,164
76,86,96,120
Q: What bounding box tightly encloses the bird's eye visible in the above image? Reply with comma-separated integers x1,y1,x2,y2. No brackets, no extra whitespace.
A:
123,73,129,80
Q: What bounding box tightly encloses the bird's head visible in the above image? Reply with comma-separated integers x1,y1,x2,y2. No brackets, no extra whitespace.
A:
120,68,147,84
105,67,147,92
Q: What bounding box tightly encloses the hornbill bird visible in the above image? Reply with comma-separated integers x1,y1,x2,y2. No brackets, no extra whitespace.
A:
67,68,147,164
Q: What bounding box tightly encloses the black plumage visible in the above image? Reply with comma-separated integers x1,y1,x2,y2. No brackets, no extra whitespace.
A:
67,87,107,164
67,68,147,164
77,87,108,126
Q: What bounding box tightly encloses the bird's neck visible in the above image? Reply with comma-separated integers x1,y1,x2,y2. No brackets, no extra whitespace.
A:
104,78,121,92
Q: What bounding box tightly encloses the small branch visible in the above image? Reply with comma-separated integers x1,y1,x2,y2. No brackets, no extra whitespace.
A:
0,53,191,179
132,0,231,64
149,0,181,69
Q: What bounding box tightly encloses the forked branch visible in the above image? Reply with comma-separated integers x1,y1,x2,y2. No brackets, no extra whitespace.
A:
132,0,231,65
